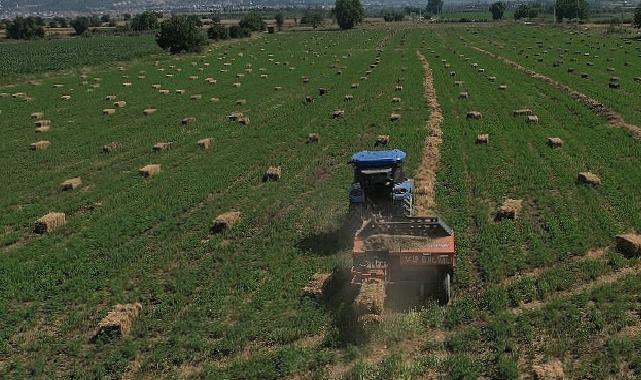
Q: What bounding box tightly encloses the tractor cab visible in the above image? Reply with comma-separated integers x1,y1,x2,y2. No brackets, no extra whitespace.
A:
349,150,414,217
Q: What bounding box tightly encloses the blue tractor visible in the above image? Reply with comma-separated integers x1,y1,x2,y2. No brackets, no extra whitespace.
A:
349,149,414,218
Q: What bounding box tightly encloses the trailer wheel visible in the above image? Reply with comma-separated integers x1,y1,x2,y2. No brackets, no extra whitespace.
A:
439,273,451,305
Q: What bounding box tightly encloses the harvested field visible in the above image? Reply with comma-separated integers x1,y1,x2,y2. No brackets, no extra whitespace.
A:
2,26,641,380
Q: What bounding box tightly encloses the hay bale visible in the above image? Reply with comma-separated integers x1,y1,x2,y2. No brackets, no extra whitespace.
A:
476,134,489,144
302,76,310,83
176,89,185,95
395,85,403,91
609,81,620,89
60,177,82,191
375,134,390,147
122,82,132,87
532,359,564,380
303,272,331,298
139,164,161,178
496,199,523,220
190,95,203,101
236,99,246,105
103,142,122,153
206,78,217,84
159,89,170,95
616,234,641,257
114,101,127,108
353,280,385,319
513,109,534,117
198,138,213,150
34,120,51,128
351,83,359,89
232,82,241,88
307,133,320,144
34,212,66,234
488,76,497,81
450,71,456,77
105,95,117,101
332,110,345,119
61,95,72,101
319,88,328,96
210,97,220,102
581,73,589,79
454,81,464,87
527,115,539,123
152,84,162,89
103,108,116,115
390,113,401,121
466,111,482,120
188,75,199,80
153,142,172,151
547,137,564,148
238,116,250,125
274,86,282,91
35,125,50,133
478,68,485,73
578,172,601,185
344,95,354,101
498,85,508,90
30,140,50,150
227,112,244,121
182,117,196,125
263,166,281,182
210,211,242,234
143,108,157,116
458,92,469,99
93,303,142,341
305,96,314,104
31,112,44,119
392,97,401,103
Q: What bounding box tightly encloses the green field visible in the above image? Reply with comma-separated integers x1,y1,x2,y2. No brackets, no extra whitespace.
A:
0,34,160,79
1,25,640,379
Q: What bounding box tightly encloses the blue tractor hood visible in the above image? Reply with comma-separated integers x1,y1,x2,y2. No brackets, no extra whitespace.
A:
351,149,407,168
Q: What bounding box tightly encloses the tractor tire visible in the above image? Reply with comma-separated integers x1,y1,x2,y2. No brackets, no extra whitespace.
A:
439,273,451,305
403,196,414,218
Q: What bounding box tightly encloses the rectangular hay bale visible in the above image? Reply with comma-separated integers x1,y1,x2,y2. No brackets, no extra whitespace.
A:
34,212,66,233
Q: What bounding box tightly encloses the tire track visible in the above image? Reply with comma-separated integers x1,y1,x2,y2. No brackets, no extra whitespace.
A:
414,50,444,215
470,46,641,141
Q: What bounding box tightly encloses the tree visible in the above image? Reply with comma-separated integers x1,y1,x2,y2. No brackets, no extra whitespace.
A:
239,12,266,31
70,16,90,35
101,15,111,23
514,4,530,19
490,2,506,20
634,3,641,28
53,16,68,28
228,25,251,38
131,11,159,31
123,14,132,21
156,16,207,54
275,13,284,30
208,23,229,40
7,17,45,39
555,0,588,21
528,7,539,18
301,8,324,28
89,15,102,27
335,0,364,30
426,0,444,16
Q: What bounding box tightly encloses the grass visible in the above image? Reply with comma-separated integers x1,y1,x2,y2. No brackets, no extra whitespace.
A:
0,34,161,81
1,24,640,379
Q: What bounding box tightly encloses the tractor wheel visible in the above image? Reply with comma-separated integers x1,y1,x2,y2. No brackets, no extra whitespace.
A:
439,273,451,305
403,196,414,218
